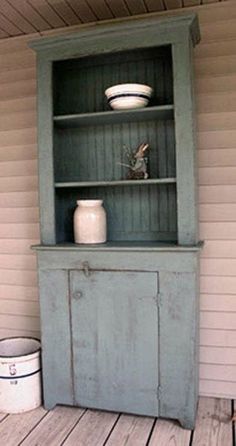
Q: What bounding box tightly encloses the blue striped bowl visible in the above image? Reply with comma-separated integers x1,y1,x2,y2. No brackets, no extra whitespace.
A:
105,83,153,110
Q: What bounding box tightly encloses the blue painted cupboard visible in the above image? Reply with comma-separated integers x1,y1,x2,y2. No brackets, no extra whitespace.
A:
30,13,201,429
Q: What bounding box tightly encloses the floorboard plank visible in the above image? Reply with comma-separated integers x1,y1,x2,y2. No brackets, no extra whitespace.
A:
105,414,154,445
20,406,85,446
63,409,119,446
192,397,232,446
0,406,47,446
0,413,8,422
148,419,191,446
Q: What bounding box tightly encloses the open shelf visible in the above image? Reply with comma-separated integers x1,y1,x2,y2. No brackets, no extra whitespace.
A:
54,105,174,128
55,178,176,188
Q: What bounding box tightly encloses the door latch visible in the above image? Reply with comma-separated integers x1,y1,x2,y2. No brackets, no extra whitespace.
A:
82,261,91,277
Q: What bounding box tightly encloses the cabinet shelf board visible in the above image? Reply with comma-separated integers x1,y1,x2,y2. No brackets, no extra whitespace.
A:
54,105,174,128
55,178,177,188
32,241,203,252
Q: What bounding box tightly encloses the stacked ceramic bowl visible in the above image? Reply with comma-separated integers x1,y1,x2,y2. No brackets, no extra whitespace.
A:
105,83,153,110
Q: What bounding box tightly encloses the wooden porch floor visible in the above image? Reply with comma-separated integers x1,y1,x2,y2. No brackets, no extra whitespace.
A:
0,397,235,445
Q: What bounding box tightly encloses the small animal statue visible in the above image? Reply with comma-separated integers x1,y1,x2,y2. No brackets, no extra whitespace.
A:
119,143,150,180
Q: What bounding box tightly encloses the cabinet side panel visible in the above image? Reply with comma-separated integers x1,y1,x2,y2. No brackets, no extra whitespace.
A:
38,268,73,408
173,39,198,245
159,267,199,429
37,57,56,244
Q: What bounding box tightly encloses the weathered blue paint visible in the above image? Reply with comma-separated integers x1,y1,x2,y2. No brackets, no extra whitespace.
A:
31,12,201,429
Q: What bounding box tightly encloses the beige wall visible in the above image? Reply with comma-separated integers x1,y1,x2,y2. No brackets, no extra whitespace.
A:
0,1,236,399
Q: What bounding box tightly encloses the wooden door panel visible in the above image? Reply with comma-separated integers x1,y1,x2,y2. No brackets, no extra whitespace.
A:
70,270,159,416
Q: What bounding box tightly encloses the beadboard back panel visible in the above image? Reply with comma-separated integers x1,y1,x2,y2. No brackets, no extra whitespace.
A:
53,47,173,114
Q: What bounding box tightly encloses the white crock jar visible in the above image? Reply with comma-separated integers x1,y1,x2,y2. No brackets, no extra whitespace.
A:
74,199,107,244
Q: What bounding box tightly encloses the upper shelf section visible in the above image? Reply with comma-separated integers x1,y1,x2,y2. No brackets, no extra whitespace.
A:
54,105,174,128
52,46,173,116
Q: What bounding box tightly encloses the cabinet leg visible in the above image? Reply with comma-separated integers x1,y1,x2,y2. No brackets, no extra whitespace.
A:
43,398,57,411
178,415,196,431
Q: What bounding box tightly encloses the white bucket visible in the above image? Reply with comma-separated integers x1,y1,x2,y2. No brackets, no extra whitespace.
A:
0,337,41,413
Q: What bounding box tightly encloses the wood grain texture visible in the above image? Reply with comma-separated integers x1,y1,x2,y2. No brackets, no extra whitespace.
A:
191,397,232,446
149,419,191,446
0,1,36,34
0,14,21,37
125,0,147,14
20,406,85,446
66,0,97,22
0,406,47,446
144,0,165,12
107,0,131,18
0,0,225,41
85,0,114,20
0,413,7,422
0,397,235,445
63,410,119,446
7,0,51,31
163,0,182,9
106,414,155,445
46,0,81,26
28,0,66,27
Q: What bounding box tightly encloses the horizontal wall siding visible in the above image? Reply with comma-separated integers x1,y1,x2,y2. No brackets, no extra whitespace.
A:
0,35,40,339
196,0,236,399
0,0,236,398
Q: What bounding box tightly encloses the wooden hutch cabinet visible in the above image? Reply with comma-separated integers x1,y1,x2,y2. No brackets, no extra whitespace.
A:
30,13,201,429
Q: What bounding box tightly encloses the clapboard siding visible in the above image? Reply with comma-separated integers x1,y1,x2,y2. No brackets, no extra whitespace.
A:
202,241,236,258
200,329,236,348
0,0,236,398
198,149,236,166
0,254,37,269
200,259,236,276
0,36,39,339
0,208,39,223
199,186,236,203
0,285,38,300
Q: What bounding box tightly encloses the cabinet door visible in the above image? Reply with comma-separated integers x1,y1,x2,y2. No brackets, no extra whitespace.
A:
70,270,159,416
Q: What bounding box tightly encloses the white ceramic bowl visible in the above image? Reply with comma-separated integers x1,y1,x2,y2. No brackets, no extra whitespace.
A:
105,83,153,110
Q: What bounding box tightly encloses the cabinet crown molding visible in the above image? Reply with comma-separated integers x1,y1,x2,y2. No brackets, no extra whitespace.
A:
29,13,200,57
